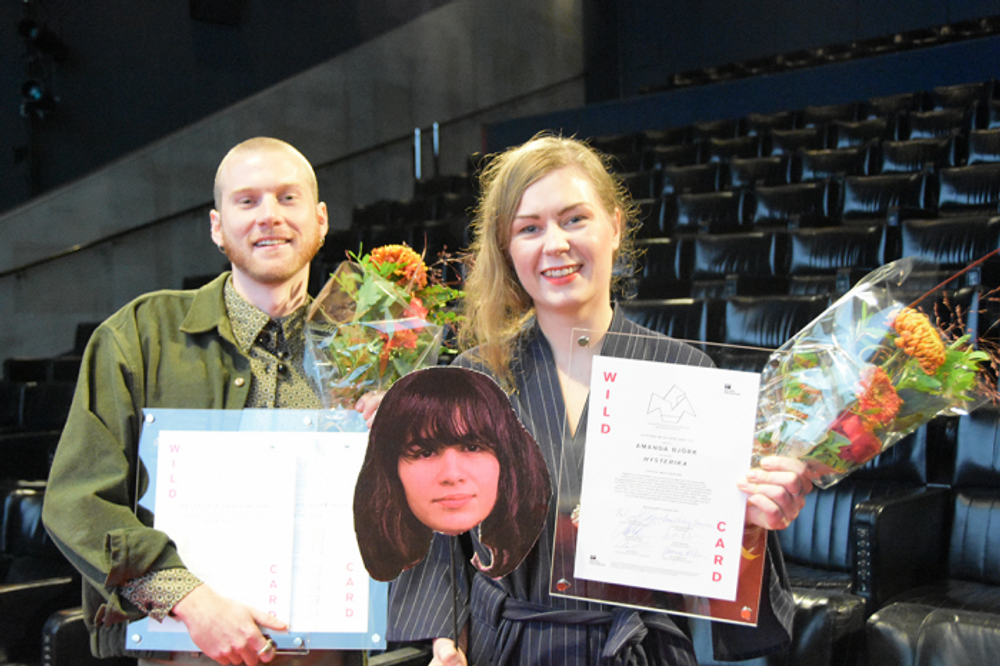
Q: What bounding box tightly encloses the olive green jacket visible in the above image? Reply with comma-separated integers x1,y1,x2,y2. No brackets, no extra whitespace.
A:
42,272,252,657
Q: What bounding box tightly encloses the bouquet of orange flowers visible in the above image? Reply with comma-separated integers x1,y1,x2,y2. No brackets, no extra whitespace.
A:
304,244,463,424
753,257,998,488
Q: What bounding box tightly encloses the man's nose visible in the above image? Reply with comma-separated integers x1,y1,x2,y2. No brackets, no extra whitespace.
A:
256,195,282,224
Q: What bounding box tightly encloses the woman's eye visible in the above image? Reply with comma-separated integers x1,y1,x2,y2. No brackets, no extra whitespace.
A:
404,446,435,459
514,223,537,235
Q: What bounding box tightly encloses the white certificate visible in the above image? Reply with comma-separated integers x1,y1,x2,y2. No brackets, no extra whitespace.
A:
129,409,386,652
573,356,760,601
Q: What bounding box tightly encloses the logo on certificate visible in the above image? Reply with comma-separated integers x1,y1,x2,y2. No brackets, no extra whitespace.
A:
646,385,696,425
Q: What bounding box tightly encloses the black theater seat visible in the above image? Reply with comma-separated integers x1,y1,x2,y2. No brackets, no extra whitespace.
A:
867,407,1000,666
866,92,920,120
935,163,1000,216
744,111,797,136
829,118,893,148
673,191,746,234
727,155,789,189
878,137,957,173
689,232,788,298
642,142,700,171
618,298,724,349
967,128,1000,164
796,145,872,182
713,294,828,371
786,225,889,295
661,163,721,196
749,180,837,229
1,484,79,664
899,215,1000,286
903,107,972,139
801,102,860,127
703,135,761,163
840,172,929,225
630,237,692,299
767,127,825,156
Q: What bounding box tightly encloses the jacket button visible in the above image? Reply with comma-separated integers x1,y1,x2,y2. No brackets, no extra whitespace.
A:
234,377,246,387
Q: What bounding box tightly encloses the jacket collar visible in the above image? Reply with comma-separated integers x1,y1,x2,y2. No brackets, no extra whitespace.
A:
180,272,235,341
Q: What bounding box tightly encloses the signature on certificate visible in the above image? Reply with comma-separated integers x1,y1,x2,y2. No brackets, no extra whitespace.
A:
610,507,712,562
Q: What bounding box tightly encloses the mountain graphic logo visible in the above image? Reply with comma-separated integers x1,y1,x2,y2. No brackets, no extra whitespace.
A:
647,385,697,424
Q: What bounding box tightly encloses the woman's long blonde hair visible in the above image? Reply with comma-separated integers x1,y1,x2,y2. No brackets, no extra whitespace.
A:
460,133,640,389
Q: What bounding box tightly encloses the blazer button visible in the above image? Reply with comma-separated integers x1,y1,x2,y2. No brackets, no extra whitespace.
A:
234,377,246,387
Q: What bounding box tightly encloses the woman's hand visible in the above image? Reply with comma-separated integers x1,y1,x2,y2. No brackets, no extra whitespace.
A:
737,456,813,530
430,637,467,666
354,391,386,428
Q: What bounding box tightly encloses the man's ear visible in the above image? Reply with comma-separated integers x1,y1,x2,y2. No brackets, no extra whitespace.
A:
317,201,329,237
209,209,222,246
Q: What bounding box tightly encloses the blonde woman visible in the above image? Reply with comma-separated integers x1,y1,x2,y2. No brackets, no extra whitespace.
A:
389,134,813,666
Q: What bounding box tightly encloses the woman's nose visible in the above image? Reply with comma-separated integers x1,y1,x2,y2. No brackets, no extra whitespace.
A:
437,448,465,483
542,224,570,254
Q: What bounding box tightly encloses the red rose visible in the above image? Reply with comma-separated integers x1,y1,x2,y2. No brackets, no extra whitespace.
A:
830,413,882,464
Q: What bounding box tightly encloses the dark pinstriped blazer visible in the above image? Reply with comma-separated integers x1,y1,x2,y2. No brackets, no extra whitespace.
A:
388,310,794,665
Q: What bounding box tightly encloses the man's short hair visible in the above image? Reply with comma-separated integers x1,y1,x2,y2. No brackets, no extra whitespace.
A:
213,137,319,209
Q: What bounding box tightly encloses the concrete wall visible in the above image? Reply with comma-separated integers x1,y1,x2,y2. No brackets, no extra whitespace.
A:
0,0,585,361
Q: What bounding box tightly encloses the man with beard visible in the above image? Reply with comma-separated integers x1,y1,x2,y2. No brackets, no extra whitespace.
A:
44,138,366,666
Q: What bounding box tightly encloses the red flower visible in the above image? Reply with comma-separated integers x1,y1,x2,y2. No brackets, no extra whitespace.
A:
404,296,429,320
831,413,883,464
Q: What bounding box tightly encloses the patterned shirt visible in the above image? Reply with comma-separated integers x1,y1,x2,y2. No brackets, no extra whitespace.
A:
121,276,322,620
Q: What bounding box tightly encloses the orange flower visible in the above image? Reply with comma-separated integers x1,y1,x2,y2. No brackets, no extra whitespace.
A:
891,307,946,375
856,366,902,427
370,244,428,289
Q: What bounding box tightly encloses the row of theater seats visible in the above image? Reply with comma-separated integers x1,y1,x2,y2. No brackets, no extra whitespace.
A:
603,82,1000,240
629,214,1000,301
643,17,1000,94
1,317,110,665
682,407,1000,666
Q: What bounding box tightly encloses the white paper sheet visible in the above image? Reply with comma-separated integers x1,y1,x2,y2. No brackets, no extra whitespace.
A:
150,429,370,634
573,356,760,601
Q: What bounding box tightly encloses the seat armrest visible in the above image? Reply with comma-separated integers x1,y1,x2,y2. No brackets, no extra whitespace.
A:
0,576,78,662
852,486,950,610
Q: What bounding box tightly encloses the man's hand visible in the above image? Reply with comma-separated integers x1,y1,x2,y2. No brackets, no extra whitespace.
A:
429,637,467,666
354,390,386,428
737,456,814,531
171,584,287,665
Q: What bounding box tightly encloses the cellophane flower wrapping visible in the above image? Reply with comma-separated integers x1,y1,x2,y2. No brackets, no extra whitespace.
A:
304,244,462,425
753,257,997,488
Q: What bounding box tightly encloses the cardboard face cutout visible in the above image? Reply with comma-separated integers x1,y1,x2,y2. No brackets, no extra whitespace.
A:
353,366,550,582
